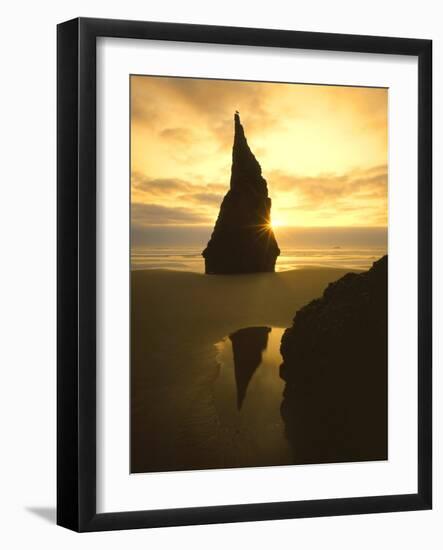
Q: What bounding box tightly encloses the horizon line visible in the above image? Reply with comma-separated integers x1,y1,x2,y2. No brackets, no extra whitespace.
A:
132,224,388,229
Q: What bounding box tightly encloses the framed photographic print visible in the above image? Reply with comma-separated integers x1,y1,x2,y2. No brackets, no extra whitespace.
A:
57,17,432,531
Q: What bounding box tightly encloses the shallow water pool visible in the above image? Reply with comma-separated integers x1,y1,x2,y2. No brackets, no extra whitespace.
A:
213,326,293,468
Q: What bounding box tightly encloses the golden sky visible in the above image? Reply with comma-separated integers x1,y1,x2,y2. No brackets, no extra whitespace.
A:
131,76,387,230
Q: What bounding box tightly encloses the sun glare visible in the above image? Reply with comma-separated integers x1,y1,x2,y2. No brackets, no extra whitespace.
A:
270,219,284,229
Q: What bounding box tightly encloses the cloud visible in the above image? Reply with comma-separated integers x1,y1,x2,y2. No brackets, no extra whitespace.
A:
131,203,211,226
132,173,226,207
132,174,191,195
131,75,286,152
270,165,387,207
130,76,387,228
265,165,387,226
159,127,195,145
184,192,223,206
131,165,387,228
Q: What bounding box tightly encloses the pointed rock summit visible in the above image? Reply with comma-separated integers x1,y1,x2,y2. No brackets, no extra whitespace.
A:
202,113,280,274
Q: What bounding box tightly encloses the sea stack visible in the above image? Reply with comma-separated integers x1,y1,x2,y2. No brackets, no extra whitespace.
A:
202,112,280,274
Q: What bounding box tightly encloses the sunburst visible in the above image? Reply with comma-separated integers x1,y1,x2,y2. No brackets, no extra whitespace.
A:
269,219,284,229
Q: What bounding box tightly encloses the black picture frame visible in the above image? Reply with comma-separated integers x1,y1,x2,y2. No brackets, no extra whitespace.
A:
57,17,432,532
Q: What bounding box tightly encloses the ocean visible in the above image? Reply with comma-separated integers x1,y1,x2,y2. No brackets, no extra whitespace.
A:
131,245,386,272
131,226,387,272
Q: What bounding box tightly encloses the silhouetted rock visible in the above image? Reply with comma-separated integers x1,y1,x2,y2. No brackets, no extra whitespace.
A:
202,113,280,274
229,326,271,409
280,256,388,464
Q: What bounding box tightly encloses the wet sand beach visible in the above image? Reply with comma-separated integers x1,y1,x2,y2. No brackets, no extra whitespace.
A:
131,267,353,473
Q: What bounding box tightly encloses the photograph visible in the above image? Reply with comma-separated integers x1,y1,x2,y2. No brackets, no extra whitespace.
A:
130,75,388,473
0,2,435,542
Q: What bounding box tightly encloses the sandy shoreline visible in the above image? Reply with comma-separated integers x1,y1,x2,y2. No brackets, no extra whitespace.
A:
131,266,356,473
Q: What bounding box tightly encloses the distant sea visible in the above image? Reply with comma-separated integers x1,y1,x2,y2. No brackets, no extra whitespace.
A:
131,246,387,272
131,226,387,273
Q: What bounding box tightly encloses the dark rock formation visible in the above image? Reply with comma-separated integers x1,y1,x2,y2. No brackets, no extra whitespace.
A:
229,326,271,409
202,112,280,274
280,255,388,464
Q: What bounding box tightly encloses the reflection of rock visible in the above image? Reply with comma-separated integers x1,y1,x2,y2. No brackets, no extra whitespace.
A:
229,326,271,409
280,255,388,464
202,113,280,274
